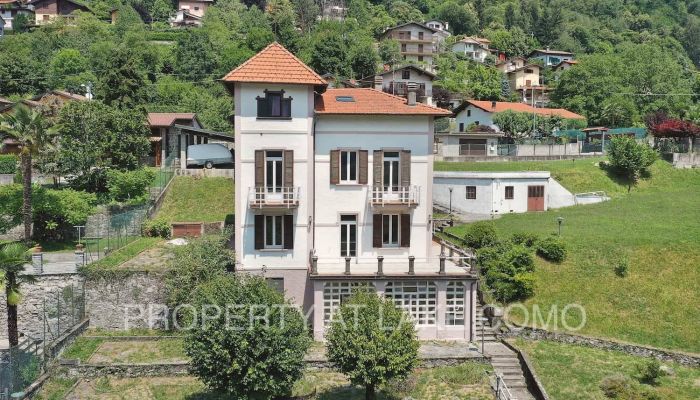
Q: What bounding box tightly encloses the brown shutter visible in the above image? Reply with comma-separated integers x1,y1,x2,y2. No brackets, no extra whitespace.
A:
254,215,264,250
283,214,294,249
255,150,264,188
373,150,383,188
400,150,411,187
372,213,382,248
358,150,368,185
283,150,293,188
400,214,410,247
330,150,340,184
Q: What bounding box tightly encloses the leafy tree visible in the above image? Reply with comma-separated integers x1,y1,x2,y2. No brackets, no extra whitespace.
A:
437,1,479,35
378,39,401,66
309,25,351,77
150,0,173,22
683,15,700,66
607,135,657,192
600,95,639,127
49,49,95,94
389,0,422,24
292,0,318,34
434,53,502,100
266,0,299,49
326,290,419,400
0,106,54,243
492,110,534,138
0,243,33,347
535,2,563,46
112,4,145,38
95,45,148,109
504,3,518,29
484,27,538,58
184,274,309,399
477,242,536,303
174,30,217,81
350,43,379,79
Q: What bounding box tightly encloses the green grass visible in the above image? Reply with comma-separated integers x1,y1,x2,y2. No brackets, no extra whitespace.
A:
61,337,105,362
84,328,183,337
80,237,163,274
515,339,700,400
88,339,185,363
446,160,700,352
436,157,649,198
156,176,234,223
33,377,77,400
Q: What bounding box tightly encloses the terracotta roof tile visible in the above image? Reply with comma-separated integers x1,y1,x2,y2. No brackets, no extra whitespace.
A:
535,108,585,120
461,100,585,119
147,113,197,127
315,88,451,116
222,42,327,86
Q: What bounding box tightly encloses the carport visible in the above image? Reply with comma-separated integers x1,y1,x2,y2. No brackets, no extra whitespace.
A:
171,125,235,169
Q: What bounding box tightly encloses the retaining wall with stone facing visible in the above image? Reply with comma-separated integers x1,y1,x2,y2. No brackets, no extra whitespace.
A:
504,327,700,368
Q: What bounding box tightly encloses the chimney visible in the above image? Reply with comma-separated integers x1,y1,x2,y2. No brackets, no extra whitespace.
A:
373,75,383,91
407,82,418,106
491,101,497,109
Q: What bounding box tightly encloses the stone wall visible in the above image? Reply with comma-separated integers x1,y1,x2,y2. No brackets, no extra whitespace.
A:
504,327,700,368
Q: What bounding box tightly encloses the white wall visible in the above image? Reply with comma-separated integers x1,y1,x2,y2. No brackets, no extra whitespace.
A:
454,105,496,131
234,83,315,270
314,115,434,265
439,135,499,157
548,178,576,208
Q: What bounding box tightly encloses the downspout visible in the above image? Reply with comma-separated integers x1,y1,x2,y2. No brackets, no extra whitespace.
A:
312,110,317,254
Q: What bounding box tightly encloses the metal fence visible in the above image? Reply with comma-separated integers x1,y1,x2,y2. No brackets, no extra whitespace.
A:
0,282,85,397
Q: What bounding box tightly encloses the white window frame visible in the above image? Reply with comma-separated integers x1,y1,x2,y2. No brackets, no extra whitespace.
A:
383,151,400,192
382,214,400,247
264,215,284,249
340,214,357,257
446,282,466,326
265,150,283,193
339,150,358,184
385,281,437,326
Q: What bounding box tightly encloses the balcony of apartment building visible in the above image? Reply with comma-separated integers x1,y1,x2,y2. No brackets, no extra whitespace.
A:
389,31,433,44
369,149,420,208
248,187,300,208
248,149,299,208
383,82,429,99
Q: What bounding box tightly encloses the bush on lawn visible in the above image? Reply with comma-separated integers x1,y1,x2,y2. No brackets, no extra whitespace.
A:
510,232,539,247
536,236,567,263
599,373,661,399
479,243,536,303
0,155,18,174
326,290,419,400
106,168,155,203
614,256,629,277
637,358,663,385
463,221,498,249
184,275,309,399
165,234,235,309
142,218,171,238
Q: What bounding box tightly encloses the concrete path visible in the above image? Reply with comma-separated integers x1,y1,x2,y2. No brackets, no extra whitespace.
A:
22,252,78,275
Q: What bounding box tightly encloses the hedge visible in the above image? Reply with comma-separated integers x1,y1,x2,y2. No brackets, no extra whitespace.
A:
0,155,18,174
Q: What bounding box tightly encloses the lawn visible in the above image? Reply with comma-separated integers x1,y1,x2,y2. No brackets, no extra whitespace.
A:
80,236,164,274
515,339,700,400
156,176,234,223
445,160,700,352
36,363,493,399
87,339,185,363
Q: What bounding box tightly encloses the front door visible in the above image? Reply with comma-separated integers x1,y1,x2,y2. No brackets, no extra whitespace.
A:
154,141,162,167
527,185,545,211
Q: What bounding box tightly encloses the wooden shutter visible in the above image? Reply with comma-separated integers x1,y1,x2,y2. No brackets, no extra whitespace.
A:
283,150,293,188
400,214,411,247
254,215,264,250
372,214,382,248
400,150,411,187
358,150,368,185
254,150,264,188
283,214,294,249
373,150,383,187
330,150,340,184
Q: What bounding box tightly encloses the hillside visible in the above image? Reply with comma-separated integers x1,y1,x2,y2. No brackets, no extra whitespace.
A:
446,161,700,352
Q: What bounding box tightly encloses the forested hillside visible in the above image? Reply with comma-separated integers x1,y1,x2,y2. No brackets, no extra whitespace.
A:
0,0,698,129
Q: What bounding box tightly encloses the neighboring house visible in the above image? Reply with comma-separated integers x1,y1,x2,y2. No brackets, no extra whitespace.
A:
369,65,435,105
320,0,347,21
423,19,451,44
528,49,574,67
0,0,34,30
553,60,578,80
424,19,447,31
435,132,504,157
497,59,549,106
433,171,560,215
381,22,441,67
320,73,359,89
223,42,477,341
169,9,201,27
29,0,90,25
451,37,491,63
452,100,585,132
175,0,212,18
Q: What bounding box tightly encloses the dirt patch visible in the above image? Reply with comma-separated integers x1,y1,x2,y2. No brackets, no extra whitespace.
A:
66,376,206,400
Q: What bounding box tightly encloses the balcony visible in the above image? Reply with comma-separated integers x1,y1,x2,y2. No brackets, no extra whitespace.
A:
383,82,428,98
249,187,300,208
370,186,420,207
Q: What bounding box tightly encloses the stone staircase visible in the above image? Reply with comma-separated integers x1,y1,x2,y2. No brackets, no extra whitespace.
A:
474,300,498,343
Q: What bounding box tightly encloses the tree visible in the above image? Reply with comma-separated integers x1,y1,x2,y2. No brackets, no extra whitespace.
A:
492,110,534,138
292,0,318,34
437,1,479,35
184,275,309,399
378,39,401,66
0,106,53,243
483,27,538,58
49,48,95,94
0,243,33,347
350,43,378,79
174,30,217,81
535,2,563,46
607,135,657,192
150,0,173,22
309,26,351,77
266,0,299,49
389,0,422,24
600,95,639,127
95,45,148,109
326,290,419,400
504,3,518,29
434,53,503,100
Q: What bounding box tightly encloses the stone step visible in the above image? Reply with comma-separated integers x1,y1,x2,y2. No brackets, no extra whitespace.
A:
494,366,524,374
492,361,521,368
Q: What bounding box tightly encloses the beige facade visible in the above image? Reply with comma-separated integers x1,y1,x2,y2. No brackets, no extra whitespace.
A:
177,0,210,17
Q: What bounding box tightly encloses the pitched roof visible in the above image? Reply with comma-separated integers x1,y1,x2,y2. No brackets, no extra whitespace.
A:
382,21,439,35
51,90,87,101
454,100,585,120
315,88,451,116
553,60,578,68
529,49,574,56
221,42,327,86
379,64,436,79
147,113,198,127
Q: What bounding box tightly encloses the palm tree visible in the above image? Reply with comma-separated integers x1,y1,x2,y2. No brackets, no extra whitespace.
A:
0,242,33,347
0,105,53,244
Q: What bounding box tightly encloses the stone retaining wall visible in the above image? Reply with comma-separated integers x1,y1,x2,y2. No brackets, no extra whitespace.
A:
504,327,700,368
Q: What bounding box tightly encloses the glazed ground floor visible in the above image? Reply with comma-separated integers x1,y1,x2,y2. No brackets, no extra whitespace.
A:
245,267,478,341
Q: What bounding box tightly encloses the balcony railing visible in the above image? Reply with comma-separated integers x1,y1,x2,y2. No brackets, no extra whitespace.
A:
249,187,300,208
370,186,420,206
383,82,428,98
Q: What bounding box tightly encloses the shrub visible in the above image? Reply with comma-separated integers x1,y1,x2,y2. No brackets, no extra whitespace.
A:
142,218,171,238
184,275,309,398
607,136,657,192
463,221,498,249
536,236,567,263
0,155,18,174
106,168,155,203
326,290,419,400
637,358,663,385
511,232,539,247
600,374,633,398
614,256,629,277
479,243,536,303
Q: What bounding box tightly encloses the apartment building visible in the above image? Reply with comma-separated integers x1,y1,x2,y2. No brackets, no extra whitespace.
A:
381,22,442,67
222,43,477,341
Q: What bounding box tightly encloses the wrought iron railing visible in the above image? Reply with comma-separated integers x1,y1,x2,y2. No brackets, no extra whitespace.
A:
492,373,515,400
370,185,420,206
248,187,300,208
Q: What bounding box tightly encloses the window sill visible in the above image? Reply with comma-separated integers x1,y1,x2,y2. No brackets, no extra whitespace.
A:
257,248,291,252
256,117,292,120
335,183,365,187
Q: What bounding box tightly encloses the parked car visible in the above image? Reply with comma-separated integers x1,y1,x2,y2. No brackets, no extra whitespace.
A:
186,144,233,169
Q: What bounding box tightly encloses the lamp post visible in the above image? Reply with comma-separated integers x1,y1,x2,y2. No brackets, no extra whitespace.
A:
448,187,453,216
556,217,564,236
